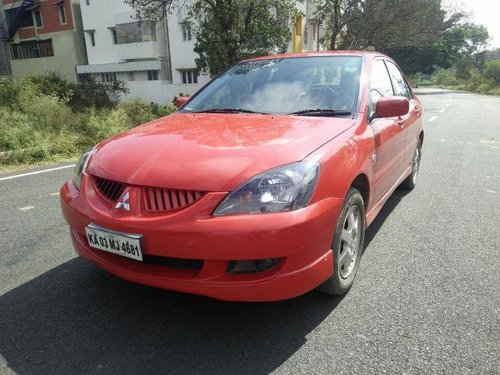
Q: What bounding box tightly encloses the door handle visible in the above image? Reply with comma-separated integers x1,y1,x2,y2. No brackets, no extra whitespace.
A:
398,117,405,128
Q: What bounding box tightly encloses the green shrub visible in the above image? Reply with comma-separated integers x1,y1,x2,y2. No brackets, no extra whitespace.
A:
477,83,494,94
433,68,458,87
71,78,129,111
0,109,39,152
24,94,74,133
488,87,500,96
0,72,176,167
484,60,500,85
0,78,19,107
150,102,176,118
119,99,158,126
24,72,75,102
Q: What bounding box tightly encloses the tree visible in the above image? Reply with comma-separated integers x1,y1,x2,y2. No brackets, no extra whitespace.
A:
461,23,490,72
126,0,296,76
315,0,444,51
314,0,358,50
484,60,500,85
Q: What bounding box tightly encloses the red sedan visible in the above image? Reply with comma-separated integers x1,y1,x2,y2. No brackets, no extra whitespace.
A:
60,51,423,301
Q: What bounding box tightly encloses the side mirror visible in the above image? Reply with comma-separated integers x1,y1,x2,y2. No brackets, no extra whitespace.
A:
175,96,190,108
374,96,409,119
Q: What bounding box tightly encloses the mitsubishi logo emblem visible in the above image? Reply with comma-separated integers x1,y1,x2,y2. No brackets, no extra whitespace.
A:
115,192,130,211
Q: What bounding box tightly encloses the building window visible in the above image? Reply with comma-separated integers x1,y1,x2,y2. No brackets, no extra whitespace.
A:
78,73,91,82
58,2,67,25
10,39,54,60
32,9,42,28
181,22,192,41
147,70,159,80
128,71,135,81
115,22,156,44
110,27,118,44
85,30,95,46
181,70,198,84
100,72,116,82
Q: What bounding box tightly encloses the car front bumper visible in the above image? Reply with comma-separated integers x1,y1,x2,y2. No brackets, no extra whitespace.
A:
60,176,342,302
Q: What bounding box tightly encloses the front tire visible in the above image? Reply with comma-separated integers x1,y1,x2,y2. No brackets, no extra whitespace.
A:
317,187,365,295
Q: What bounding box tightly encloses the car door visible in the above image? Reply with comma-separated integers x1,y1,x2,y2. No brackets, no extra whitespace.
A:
385,60,423,170
369,59,406,204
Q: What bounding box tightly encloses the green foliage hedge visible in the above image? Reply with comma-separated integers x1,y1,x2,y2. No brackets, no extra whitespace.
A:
430,59,500,96
0,73,175,166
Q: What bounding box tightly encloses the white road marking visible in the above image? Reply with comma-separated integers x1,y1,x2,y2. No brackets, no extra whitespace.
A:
428,116,438,122
19,206,35,211
440,139,448,143
439,109,445,113
50,192,60,196
480,139,500,145
0,164,75,182
486,190,497,194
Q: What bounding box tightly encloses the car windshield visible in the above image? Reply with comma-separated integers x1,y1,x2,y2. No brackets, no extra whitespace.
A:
181,56,363,116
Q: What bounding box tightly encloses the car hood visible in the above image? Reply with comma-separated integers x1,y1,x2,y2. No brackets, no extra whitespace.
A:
87,113,355,192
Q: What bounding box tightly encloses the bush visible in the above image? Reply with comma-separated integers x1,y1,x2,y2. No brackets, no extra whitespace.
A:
484,60,500,85
70,78,129,111
0,78,19,107
488,87,500,96
0,109,39,152
24,72,75,102
477,83,494,94
433,68,458,87
119,99,158,126
0,73,182,167
150,102,176,118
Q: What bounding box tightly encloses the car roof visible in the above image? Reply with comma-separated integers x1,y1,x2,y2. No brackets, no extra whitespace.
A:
243,50,383,62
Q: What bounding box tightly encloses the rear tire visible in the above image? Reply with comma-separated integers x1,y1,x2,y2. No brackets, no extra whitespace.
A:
400,140,422,190
317,187,365,295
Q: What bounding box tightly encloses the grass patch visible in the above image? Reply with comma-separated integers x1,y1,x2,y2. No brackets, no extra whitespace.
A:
0,74,175,171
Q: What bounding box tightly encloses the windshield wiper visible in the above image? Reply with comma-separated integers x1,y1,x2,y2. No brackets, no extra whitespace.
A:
193,108,269,115
288,109,352,117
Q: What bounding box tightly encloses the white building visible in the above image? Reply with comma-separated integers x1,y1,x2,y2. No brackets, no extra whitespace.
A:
76,0,324,104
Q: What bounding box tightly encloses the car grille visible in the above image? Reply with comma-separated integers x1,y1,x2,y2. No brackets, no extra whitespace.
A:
92,175,205,211
144,187,205,212
93,176,127,202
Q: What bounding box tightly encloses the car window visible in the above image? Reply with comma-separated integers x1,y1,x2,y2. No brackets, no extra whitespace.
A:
385,61,411,99
369,59,394,117
182,56,362,115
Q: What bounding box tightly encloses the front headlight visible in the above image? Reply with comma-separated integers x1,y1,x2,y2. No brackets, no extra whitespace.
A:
213,161,321,216
72,146,95,190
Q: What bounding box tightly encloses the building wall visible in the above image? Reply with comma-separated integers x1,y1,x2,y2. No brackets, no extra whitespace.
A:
126,80,206,104
77,0,210,103
26,0,73,36
76,0,323,104
4,0,87,81
79,0,167,64
0,0,10,75
167,6,202,85
10,30,83,81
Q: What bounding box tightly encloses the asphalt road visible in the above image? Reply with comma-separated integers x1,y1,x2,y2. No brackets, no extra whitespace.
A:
0,89,499,375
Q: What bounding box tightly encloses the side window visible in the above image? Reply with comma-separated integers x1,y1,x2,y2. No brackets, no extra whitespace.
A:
370,59,394,117
386,61,411,99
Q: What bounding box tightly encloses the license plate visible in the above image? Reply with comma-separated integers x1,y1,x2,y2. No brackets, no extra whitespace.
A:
85,224,143,261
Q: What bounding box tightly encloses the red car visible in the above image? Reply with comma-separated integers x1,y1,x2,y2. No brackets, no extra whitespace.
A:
60,51,423,301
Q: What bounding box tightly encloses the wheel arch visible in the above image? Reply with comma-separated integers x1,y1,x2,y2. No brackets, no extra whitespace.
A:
350,173,370,210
